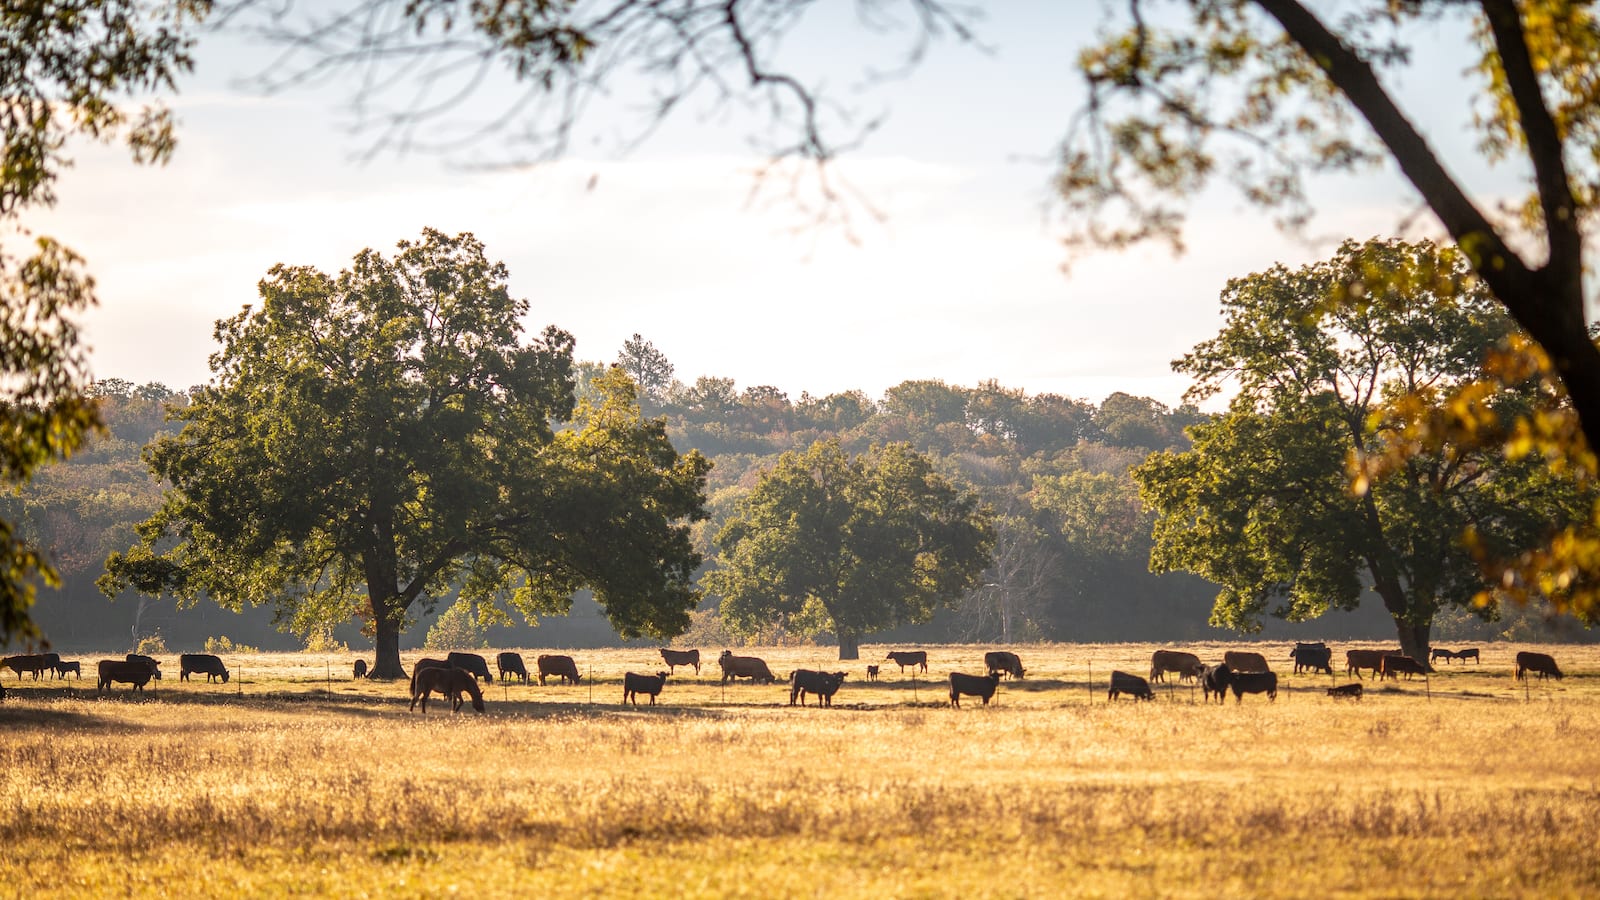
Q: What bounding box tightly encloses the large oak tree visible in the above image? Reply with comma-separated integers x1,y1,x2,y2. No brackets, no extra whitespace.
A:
101,229,710,677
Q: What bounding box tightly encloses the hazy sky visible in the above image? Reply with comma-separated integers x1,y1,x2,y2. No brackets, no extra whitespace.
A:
31,3,1508,408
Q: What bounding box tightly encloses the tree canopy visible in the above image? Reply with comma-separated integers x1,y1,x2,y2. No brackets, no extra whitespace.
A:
100,229,711,677
706,438,993,659
1134,239,1591,660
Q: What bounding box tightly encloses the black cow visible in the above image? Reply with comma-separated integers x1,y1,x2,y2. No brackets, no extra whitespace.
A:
1431,648,1457,665
658,648,700,675
3,654,55,680
866,665,880,682
1380,654,1428,681
179,653,230,683
1456,647,1481,664
884,650,928,673
1201,664,1233,703
1290,642,1334,675
536,654,583,686
718,650,777,684
496,652,530,684
126,654,163,680
98,658,157,692
1327,683,1363,700
984,651,1025,680
446,651,495,683
353,659,369,679
1515,651,1563,680
789,669,847,708
1229,671,1278,702
623,671,669,705
53,660,80,679
948,672,1000,708
1108,670,1154,701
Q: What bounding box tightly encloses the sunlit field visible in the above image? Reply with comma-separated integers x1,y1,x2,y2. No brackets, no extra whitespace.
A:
3,642,1597,898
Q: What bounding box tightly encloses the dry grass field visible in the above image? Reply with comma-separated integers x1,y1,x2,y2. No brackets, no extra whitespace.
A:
2,642,1597,898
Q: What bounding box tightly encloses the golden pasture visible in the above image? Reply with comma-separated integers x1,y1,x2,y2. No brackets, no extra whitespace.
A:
2,642,1597,898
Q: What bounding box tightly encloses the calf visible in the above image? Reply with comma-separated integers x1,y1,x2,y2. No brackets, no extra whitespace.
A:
536,654,582,686
984,650,1025,680
446,651,495,683
658,647,701,675
885,650,928,673
948,671,1000,708
98,659,157,693
1430,648,1457,665
53,660,80,680
1515,651,1563,681
1327,683,1363,700
1229,671,1278,703
179,653,230,684
1223,650,1269,674
1201,664,1233,703
865,664,880,682
1108,670,1154,701
1290,643,1334,675
789,669,847,708
1149,649,1203,683
496,652,530,684
1456,647,1480,665
623,671,669,706
1379,654,1428,681
353,659,369,679
718,650,777,684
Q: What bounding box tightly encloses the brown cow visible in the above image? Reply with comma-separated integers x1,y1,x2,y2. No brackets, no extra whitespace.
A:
1515,651,1564,680
1379,654,1428,681
718,650,776,684
353,659,369,679
3,654,55,680
1344,649,1394,680
865,665,880,682
623,671,669,705
948,672,1000,708
1108,670,1154,701
658,648,700,675
536,654,583,686
1149,649,1203,683
97,659,157,693
1222,650,1269,674
984,651,1025,680
410,666,485,713
53,660,80,680
885,650,928,673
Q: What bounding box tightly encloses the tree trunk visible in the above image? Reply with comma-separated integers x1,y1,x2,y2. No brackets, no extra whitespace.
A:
1393,617,1433,669
370,601,406,679
836,631,860,661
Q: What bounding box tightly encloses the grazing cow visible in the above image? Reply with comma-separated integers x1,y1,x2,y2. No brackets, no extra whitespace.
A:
623,671,669,706
536,654,582,686
1344,649,1394,680
984,651,1025,680
2,654,55,680
658,647,701,675
126,654,163,680
496,652,530,684
353,659,369,679
865,665,880,682
409,666,485,713
1223,650,1269,674
1457,648,1480,665
884,650,928,674
1515,651,1564,681
446,651,495,683
1149,649,1204,683
1201,664,1233,703
718,650,777,684
948,672,1000,708
1379,654,1428,681
1327,683,1363,700
53,660,80,680
1290,643,1334,675
789,670,847,708
1108,670,1154,701
98,659,157,693
179,653,230,684
1229,671,1278,703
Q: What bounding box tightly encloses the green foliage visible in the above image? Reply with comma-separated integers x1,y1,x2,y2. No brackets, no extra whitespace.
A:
204,635,259,655
133,633,167,656
423,599,487,650
706,439,994,657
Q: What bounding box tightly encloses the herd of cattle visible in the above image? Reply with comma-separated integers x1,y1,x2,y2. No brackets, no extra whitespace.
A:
0,644,1575,710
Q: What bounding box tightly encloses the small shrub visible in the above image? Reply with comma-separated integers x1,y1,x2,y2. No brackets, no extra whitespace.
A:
204,635,260,655
133,633,167,655
304,627,349,654
424,600,487,650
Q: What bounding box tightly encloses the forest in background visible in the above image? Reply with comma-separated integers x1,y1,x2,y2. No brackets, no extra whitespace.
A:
11,362,1592,655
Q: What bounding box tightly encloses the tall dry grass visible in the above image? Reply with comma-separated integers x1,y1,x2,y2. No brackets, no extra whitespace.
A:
3,642,1597,897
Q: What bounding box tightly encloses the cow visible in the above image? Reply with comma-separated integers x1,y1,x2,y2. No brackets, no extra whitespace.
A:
536,654,582,686
1223,650,1269,674
1344,649,1394,680
789,670,847,708
885,650,928,674
1229,671,1278,702
1149,649,1203,683
53,660,80,680
446,651,495,683
1379,654,1428,681
1201,664,1233,703
948,671,1000,708
1108,670,1154,701
1290,643,1334,675
865,665,880,682
496,652,530,684
353,659,369,679
718,650,776,684
98,658,157,693
623,671,669,706
179,653,230,684
126,654,163,680
410,666,485,714
2,654,54,680
1430,648,1457,665
1457,648,1481,665
984,651,1025,680
658,647,700,675
1515,651,1564,681
1327,683,1364,700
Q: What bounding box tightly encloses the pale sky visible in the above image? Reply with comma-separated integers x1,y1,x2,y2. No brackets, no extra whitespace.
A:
29,4,1509,409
